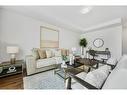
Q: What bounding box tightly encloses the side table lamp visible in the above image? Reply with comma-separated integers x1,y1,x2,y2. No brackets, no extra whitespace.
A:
7,46,19,64
6,46,19,73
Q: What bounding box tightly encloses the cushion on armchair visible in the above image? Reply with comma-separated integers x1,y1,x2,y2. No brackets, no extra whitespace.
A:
84,65,110,88
71,65,111,89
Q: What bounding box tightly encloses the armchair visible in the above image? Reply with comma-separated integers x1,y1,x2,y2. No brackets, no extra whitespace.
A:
66,55,127,89
67,73,98,89
66,65,111,89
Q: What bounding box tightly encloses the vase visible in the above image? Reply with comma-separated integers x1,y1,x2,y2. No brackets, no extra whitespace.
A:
80,46,83,55
61,60,67,68
69,55,74,65
80,47,86,58
84,48,86,57
62,60,65,65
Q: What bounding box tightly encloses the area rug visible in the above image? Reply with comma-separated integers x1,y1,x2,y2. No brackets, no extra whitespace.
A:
23,70,66,89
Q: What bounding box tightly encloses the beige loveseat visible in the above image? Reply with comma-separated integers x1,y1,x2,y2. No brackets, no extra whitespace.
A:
25,48,69,75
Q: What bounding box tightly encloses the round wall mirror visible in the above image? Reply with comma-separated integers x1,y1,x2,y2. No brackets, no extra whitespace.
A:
93,38,104,48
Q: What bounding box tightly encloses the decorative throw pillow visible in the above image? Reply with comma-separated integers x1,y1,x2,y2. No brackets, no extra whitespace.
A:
61,49,69,56
54,50,61,57
66,50,69,56
50,49,56,57
31,48,40,60
38,49,46,59
46,50,52,58
85,65,110,88
61,49,67,56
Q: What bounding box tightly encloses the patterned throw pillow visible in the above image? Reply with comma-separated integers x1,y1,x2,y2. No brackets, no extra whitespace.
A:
38,49,46,59
31,48,40,60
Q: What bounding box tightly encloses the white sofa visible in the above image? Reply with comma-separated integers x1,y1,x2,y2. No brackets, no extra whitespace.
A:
66,55,127,89
25,55,69,75
25,48,71,75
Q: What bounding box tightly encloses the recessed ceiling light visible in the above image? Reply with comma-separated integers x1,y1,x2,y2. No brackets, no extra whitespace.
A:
80,6,93,14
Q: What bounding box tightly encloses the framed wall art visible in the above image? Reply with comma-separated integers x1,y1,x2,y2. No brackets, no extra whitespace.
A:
40,26,59,48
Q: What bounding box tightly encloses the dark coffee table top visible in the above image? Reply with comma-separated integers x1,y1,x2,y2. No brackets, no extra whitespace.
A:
77,58,98,67
66,61,84,68
64,67,83,75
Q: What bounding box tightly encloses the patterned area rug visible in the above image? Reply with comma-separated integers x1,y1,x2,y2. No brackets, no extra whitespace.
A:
23,70,66,89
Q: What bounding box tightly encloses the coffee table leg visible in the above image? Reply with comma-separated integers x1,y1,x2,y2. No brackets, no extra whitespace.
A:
88,67,91,72
83,65,85,71
64,72,66,83
67,77,72,89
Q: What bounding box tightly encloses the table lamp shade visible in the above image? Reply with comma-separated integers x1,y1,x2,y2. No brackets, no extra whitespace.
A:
7,46,19,54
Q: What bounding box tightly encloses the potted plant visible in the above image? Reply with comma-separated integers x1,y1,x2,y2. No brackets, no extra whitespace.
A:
79,38,88,58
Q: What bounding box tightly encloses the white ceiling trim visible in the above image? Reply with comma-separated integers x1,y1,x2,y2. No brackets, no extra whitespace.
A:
83,18,122,33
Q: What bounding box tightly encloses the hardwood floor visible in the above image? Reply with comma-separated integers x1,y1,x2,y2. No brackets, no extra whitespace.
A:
0,64,27,89
0,74,23,89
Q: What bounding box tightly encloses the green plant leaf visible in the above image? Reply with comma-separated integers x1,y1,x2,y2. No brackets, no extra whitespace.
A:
79,38,87,47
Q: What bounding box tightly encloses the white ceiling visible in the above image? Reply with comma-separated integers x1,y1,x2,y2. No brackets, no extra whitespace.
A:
1,6,127,33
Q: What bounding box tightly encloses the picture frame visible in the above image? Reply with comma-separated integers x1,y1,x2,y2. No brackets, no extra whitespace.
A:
40,26,59,48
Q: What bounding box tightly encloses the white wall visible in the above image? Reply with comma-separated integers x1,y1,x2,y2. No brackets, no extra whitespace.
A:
122,26,127,54
122,18,127,55
0,9,80,62
81,25,122,60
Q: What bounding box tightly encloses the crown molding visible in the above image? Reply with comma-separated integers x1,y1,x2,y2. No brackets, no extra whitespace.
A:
83,18,122,33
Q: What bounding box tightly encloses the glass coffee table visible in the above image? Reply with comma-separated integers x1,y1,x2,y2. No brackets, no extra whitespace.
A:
54,62,84,81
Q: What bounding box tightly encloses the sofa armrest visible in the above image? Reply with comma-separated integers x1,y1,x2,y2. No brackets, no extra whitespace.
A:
25,55,36,75
66,73,98,89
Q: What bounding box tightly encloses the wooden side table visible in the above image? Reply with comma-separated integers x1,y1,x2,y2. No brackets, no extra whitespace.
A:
0,60,24,78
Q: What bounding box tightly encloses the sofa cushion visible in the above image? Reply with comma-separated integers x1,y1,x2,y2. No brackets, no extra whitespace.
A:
36,58,56,68
84,65,110,88
31,48,40,60
103,69,127,89
46,50,52,58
